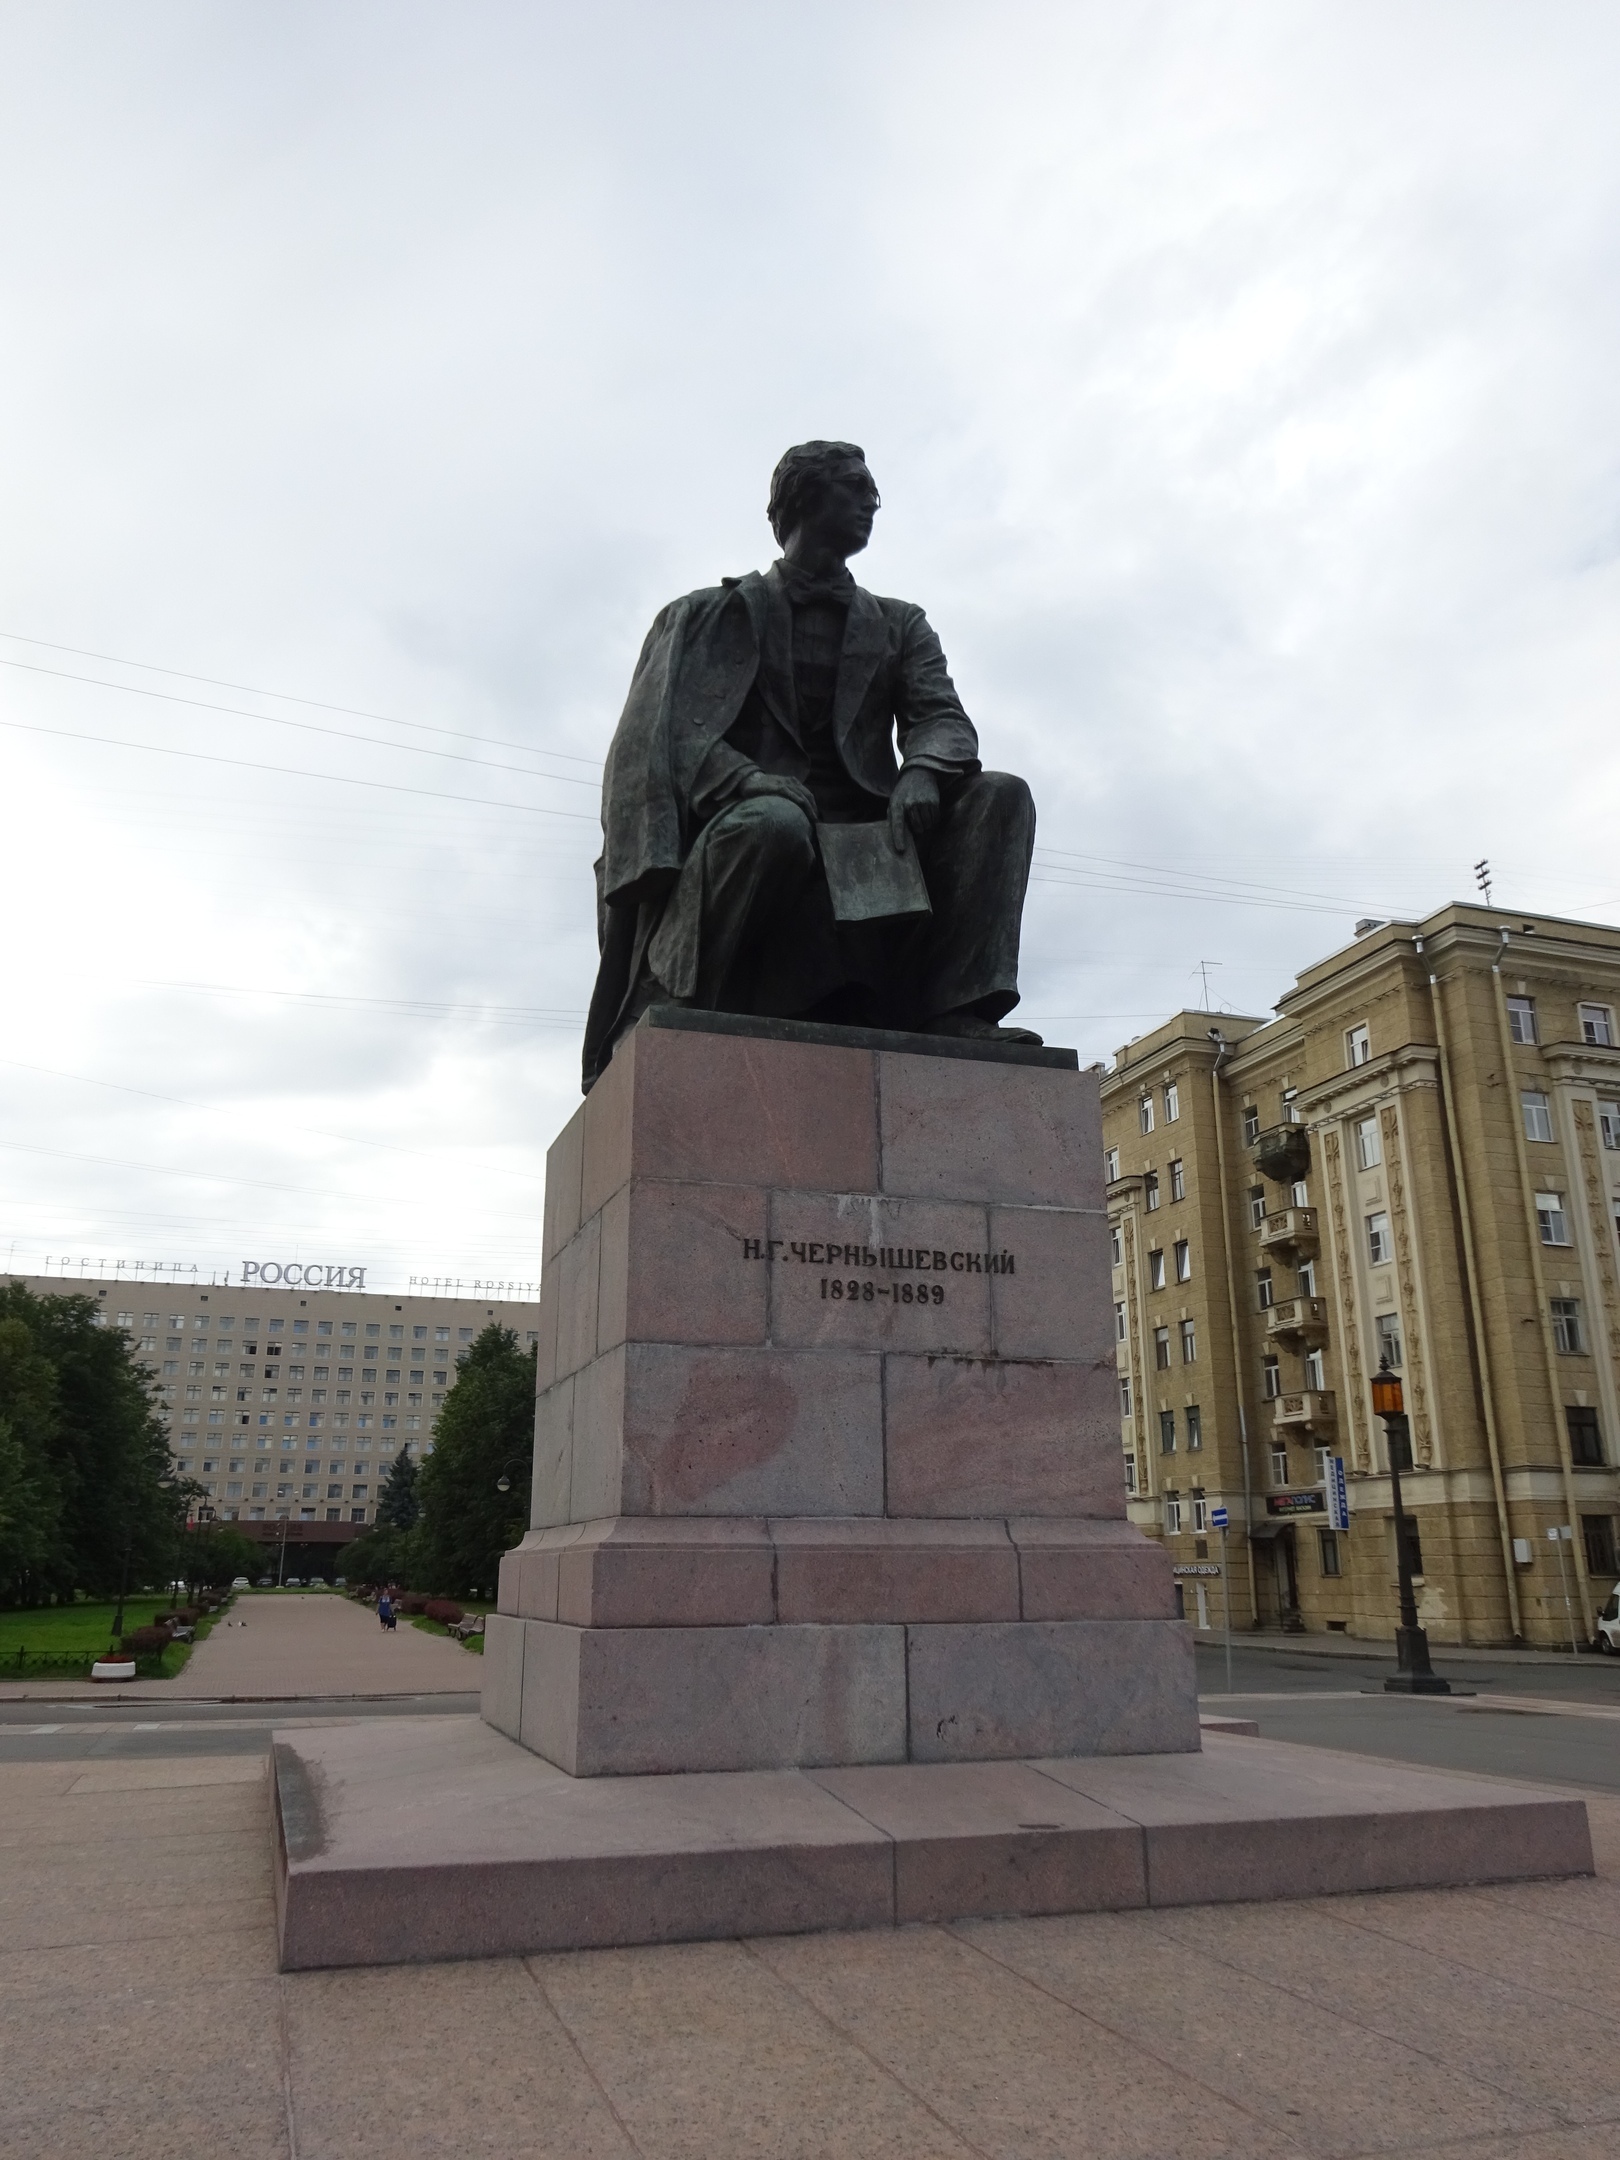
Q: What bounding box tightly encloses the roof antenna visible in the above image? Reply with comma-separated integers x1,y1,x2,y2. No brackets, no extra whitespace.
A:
1474,857,1492,906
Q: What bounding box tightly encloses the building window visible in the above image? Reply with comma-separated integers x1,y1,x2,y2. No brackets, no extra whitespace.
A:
1139,1097,1155,1134
1346,1024,1371,1068
1583,1515,1617,1577
1290,1179,1309,1207
1297,1259,1316,1297
1186,1405,1202,1450
1163,1493,1181,1534
1282,1089,1301,1124
1149,1249,1166,1291
1261,1356,1281,1399
1243,1105,1260,1145
1249,1186,1267,1230
1180,1318,1197,1364
1507,996,1537,1044
1521,1091,1554,1143
1105,1146,1120,1182
1568,1406,1605,1466
1115,1300,1127,1342
1153,1327,1171,1370
1376,1312,1403,1368
1169,1159,1185,1202
1174,1240,1191,1283
1256,1269,1274,1310
1536,1192,1570,1246
1144,1172,1161,1212
1599,1101,1620,1151
1318,1529,1342,1578
1270,1445,1290,1487
1119,1376,1132,1418
1305,1346,1326,1391
1159,1409,1176,1453
1314,1445,1333,1486
1110,1223,1123,1264
1367,1212,1392,1265
1579,1003,1614,1047
1191,1491,1208,1533
1164,1082,1180,1122
1124,1456,1136,1494
1551,1299,1585,1354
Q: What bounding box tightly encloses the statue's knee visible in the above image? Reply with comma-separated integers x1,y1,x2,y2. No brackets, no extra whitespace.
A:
744,793,815,866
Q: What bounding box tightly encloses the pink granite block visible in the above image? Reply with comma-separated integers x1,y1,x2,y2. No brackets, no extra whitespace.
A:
534,1267,561,1393
1011,1520,1178,1621
812,1760,1147,1922
530,1374,574,1530
771,1518,1020,1623
555,1211,601,1382
519,1619,907,1776
906,1619,1200,1762
1042,1737,1596,1905
627,1025,879,1192
989,1204,1112,1363
555,1517,774,1628
878,1053,1100,1207
568,1347,627,1522
619,1342,883,1517
273,1721,895,1968
579,1018,635,1218
885,1353,1124,1518
480,1614,526,1741
498,1535,565,1622
768,1193,992,1354
597,1179,770,1354
543,1105,586,1264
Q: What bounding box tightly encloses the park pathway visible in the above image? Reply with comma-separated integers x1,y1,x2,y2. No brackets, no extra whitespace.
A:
178,1590,476,1697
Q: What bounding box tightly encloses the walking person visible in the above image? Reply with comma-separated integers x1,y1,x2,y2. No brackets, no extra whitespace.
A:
377,1589,395,1633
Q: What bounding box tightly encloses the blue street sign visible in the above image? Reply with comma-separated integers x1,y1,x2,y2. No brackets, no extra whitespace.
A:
1210,1505,1229,1529
1327,1455,1350,1532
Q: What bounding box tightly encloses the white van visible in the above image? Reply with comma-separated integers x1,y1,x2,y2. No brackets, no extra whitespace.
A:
1596,1586,1620,1654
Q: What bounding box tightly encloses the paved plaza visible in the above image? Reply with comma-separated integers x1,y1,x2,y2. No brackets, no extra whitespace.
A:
0,1721,1614,2158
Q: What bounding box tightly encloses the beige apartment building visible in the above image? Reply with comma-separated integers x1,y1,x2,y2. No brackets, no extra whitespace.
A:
14,1270,539,1562
1102,903,1620,1648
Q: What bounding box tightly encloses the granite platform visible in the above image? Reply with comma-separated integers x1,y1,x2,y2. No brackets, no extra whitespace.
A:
270,1715,1593,1970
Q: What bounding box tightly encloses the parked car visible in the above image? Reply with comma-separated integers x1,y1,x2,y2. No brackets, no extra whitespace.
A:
1596,1586,1620,1654
255,1576,273,1588
231,1576,250,1590
283,1576,302,1588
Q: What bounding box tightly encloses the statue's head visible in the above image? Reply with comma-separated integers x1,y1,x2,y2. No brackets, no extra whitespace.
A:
767,440,879,551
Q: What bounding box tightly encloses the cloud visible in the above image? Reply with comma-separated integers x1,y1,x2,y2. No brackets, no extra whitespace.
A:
3,0,1618,1283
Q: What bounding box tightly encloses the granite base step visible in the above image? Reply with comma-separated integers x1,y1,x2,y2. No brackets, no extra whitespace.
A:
270,1716,1593,1971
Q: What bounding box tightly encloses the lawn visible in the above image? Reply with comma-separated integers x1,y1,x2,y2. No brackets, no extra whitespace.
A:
408,1600,493,1654
0,1596,229,1678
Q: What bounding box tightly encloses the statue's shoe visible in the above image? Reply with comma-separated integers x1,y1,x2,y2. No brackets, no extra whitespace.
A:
921,1012,1045,1047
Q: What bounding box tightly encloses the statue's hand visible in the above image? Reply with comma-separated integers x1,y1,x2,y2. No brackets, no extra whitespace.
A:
739,770,818,823
887,765,941,855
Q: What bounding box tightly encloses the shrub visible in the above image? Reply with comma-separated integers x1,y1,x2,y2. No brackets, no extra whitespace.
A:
124,1625,173,1656
398,1593,430,1616
424,1599,464,1627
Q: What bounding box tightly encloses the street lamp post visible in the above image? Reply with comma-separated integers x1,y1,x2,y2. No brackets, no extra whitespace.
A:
1371,1360,1451,1695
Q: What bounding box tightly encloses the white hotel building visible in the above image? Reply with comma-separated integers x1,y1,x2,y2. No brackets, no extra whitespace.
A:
15,1270,539,1557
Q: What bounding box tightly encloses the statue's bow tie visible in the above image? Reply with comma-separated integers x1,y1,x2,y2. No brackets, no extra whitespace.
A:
776,562,855,607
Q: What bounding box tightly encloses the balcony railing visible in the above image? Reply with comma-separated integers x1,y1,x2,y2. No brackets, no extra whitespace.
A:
1273,1389,1336,1431
1265,1295,1329,1344
1253,1122,1311,1186
1259,1206,1319,1258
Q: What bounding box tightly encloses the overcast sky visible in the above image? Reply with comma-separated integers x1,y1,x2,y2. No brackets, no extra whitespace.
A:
3,1,1618,1295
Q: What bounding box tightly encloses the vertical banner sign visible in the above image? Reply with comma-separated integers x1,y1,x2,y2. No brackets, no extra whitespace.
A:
1328,1455,1350,1533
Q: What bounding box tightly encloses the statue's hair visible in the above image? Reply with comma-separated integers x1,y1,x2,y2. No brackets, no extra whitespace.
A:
767,440,873,544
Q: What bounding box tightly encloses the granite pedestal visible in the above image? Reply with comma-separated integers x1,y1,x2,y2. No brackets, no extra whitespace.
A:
482,1008,1198,1774
271,1010,1593,1968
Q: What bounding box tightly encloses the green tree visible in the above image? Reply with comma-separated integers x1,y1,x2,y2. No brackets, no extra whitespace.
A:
376,1446,420,1531
0,1317,65,1603
0,1286,186,1605
186,1524,259,1588
414,1325,535,1596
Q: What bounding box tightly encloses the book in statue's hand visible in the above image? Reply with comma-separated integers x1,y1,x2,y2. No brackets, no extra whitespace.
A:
816,819,933,925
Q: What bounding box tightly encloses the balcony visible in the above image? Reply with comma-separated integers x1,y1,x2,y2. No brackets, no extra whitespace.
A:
1259,1206,1319,1259
1266,1295,1329,1345
1253,1122,1311,1186
1273,1389,1336,1432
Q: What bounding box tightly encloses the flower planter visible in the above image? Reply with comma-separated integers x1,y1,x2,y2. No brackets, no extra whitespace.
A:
91,1659,137,1682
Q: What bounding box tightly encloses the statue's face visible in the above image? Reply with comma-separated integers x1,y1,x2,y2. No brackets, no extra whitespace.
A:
797,461,880,557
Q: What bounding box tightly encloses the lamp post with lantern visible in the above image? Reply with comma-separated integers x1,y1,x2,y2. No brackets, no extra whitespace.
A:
1371,1359,1451,1694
